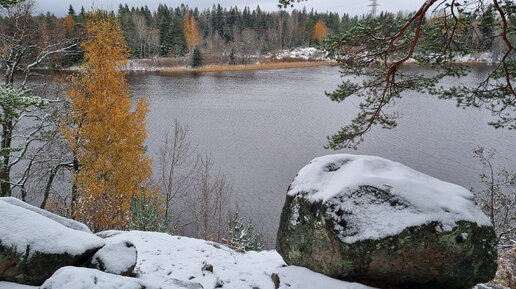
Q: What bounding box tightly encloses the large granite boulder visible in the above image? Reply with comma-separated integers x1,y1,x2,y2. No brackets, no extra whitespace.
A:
0,198,105,285
276,154,498,289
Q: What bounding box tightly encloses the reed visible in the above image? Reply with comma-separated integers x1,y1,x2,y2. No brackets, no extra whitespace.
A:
156,61,335,73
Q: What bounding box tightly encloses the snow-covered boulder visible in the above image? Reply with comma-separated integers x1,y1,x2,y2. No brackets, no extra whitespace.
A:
40,267,161,289
91,241,137,276
276,154,498,289
0,198,104,285
1,197,92,233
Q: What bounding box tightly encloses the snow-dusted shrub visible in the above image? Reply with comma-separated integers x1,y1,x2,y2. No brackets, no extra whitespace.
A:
129,187,176,234
471,147,516,247
223,213,264,251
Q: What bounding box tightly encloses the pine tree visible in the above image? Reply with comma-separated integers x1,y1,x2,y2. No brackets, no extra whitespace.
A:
479,5,496,50
0,85,47,197
191,46,203,67
157,4,172,56
63,11,151,232
129,187,175,233
0,0,21,8
170,13,187,56
68,5,76,18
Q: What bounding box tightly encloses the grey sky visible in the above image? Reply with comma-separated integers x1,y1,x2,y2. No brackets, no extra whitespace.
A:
33,0,423,17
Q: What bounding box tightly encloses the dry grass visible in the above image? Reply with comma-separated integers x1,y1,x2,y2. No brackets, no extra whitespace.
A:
155,61,335,73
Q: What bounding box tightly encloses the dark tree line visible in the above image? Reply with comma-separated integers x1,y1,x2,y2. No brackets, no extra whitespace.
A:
47,3,365,62
116,3,356,59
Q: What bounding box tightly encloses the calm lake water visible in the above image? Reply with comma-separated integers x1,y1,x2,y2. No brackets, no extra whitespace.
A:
127,66,515,246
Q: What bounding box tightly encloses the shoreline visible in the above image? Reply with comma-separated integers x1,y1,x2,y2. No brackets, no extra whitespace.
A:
123,59,494,74
35,59,496,75
125,61,337,73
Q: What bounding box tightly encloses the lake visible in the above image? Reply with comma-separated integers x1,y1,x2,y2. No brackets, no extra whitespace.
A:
127,66,515,246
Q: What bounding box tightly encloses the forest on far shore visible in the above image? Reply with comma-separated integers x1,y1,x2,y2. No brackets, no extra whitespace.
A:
1,2,505,67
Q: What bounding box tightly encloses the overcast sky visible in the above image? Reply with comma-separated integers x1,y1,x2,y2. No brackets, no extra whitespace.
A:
33,0,423,17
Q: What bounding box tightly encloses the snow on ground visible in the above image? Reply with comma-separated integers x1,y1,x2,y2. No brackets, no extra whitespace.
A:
0,197,91,233
102,231,376,289
453,52,499,64
0,282,37,289
124,61,160,72
0,199,104,257
288,154,491,243
272,47,329,61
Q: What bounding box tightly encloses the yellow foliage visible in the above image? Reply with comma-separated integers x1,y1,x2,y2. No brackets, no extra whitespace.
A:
63,14,74,33
184,12,200,51
62,12,151,232
313,20,328,42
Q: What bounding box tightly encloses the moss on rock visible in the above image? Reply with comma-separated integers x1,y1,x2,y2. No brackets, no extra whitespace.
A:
0,242,100,285
276,194,498,289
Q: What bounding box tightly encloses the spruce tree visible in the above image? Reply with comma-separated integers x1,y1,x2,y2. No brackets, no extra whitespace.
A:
129,187,175,233
223,213,264,251
191,46,203,68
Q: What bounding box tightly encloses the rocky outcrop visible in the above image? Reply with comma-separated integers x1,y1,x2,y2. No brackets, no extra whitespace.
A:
40,266,204,289
276,154,498,289
0,198,105,285
40,266,160,289
91,241,137,276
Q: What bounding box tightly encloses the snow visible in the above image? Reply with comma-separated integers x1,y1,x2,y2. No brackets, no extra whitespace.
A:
91,241,137,275
101,231,376,289
0,199,104,257
452,52,499,64
0,282,37,289
0,197,92,233
124,60,159,72
273,47,330,61
39,267,163,289
276,266,374,289
290,202,300,226
288,154,492,243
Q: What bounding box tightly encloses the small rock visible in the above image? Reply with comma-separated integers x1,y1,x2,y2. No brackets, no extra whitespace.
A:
40,267,159,289
170,278,204,289
271,273,280,289
202,261,213,273
215,278,224,288
90,241,137,276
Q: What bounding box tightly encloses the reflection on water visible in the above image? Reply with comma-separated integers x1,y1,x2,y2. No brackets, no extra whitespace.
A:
124,66,515,246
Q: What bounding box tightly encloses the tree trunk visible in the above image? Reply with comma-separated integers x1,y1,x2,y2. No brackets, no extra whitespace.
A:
1,119,13,197
71,156,79,217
